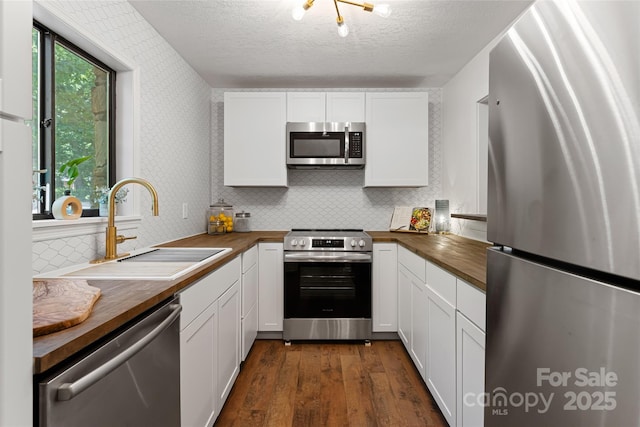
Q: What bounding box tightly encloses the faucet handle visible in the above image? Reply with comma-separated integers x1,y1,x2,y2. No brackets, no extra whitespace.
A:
116,235,137,244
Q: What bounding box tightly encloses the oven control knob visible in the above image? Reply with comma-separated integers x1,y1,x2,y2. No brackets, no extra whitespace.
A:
358,239,366,247
350,239,356,247
300,240,306,247
291,239,298,246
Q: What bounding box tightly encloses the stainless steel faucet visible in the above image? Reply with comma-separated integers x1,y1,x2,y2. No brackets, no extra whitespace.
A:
92,177,159,263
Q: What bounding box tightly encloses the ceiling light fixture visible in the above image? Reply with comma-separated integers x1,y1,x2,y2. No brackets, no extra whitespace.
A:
292,0,392,38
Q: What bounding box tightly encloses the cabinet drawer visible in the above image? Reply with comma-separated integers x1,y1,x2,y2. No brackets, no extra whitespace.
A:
180,256,241,329
426,262,456,306
398,246,426,283
457,279,486,331
242,245,258,273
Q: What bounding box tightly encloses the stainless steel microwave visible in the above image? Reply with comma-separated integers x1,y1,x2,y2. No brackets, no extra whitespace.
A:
286,122,365,169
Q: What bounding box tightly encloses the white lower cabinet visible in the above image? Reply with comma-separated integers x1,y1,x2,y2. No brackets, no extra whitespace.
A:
179,256,241,427
372,243,398,332
258,242,284,331
411,277,428,378
241,245,259,360
395,246,487,427
426,286,457,426
456,279,486,427
217,281,241,407
397,246,428,377
456,312,485,427
180,299,218,427
397,265,412,347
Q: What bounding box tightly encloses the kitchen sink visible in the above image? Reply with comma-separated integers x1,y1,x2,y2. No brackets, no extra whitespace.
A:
118,248,227,263
35,247,232,281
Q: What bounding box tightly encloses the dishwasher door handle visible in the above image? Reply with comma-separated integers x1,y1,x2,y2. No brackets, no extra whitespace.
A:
57,303,182,401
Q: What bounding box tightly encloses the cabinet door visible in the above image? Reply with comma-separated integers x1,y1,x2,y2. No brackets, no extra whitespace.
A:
0,0,32,119
218,281,241,408
287,92,326,122
224,92,287,186
397,265,412,349
364,92,429,187
241,262,258,361
258,243,284,331
180,301,218,427
326,92,365,122
426,286,457,427
456,312,485,427
410,278,428,378
372,243,397,332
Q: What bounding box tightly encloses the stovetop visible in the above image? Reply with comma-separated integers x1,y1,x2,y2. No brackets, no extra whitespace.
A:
284,229,372,252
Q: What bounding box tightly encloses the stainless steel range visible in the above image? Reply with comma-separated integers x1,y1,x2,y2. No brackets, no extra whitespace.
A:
283,229,372,341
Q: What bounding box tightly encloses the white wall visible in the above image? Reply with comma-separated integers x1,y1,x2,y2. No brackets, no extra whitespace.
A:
211,88,443,231
441,5,531,242
32,0,212,274
441,42,493,242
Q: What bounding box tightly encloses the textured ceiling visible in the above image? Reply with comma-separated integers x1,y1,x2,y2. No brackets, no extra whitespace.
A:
128,0,533,88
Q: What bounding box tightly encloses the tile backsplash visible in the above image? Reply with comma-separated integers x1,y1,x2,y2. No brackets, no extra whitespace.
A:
211,88,443,231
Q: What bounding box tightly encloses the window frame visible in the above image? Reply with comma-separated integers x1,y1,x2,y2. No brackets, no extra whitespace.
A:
32,20,116,220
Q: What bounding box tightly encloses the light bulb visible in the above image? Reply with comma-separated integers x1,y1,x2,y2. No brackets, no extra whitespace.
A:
292,5,306,21
372,4,391,18
337,22,349,37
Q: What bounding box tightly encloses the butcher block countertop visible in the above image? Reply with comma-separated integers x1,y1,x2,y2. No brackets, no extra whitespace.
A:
367,231,490,291
33,231,488,374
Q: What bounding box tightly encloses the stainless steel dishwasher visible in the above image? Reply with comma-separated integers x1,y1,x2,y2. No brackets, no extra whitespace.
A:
37,296,181,427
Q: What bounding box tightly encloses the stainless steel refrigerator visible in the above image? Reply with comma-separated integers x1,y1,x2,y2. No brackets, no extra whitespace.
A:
486,1,640,426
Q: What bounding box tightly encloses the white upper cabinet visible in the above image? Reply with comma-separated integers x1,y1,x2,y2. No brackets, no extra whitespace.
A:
0,0,32,118
224,92,288,187
364,92,429,187
286,92,326,122
326,92,365,122
287,92,365,123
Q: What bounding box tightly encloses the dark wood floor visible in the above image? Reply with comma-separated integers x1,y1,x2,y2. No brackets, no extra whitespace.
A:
215,340,448,427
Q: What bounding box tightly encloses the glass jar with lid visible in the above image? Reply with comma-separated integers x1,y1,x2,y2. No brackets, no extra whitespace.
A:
234,211,251,233
207,199,235,234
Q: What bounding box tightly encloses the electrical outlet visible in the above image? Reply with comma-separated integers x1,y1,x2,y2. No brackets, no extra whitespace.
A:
182,202,188,219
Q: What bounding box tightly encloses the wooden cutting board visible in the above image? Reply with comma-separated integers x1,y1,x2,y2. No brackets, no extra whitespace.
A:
33,279,101,337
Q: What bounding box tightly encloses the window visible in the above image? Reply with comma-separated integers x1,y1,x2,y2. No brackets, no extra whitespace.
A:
32,21,116,219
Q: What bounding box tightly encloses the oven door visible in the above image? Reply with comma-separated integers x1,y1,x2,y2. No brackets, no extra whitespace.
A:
284,252,372,319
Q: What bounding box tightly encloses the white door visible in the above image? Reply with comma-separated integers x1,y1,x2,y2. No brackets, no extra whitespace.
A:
456,312,485,427
258,243,284,331
372,243,397,332
364,92,429,187
180,301,218,427
397,265,412,349
426,287,457,426
223,92,287,186
217,281,241,407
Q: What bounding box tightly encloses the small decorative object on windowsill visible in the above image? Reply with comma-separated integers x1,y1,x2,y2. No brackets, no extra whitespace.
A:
435,199,451,234
97,187,129,217
51,189,83,220
51,156,91,220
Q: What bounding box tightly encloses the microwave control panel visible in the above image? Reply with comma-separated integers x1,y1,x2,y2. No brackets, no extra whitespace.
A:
349,132,363,158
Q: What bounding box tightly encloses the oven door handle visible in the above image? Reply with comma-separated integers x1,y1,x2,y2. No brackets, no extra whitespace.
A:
56,303,182,401
284,252,372,263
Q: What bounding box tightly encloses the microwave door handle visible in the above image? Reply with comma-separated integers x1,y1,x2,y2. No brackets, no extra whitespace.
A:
344,124,349,164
